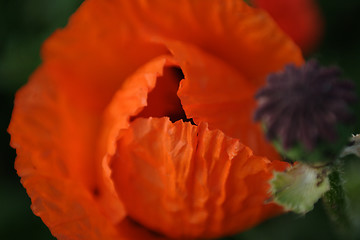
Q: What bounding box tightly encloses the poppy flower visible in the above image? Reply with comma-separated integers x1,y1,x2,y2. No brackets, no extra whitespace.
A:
253,0,323,54
9,0,303,239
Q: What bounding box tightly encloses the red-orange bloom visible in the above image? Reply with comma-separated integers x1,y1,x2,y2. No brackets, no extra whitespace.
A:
9,0,303,239
254,0,323,54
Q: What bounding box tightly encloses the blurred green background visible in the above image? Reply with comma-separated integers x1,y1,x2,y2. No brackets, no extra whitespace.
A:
1,0,360,239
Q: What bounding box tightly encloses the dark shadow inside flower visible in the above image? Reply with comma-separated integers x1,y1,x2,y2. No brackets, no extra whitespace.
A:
130,66,195,124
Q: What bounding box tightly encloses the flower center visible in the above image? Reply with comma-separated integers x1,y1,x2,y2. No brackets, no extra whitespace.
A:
130,67,195,124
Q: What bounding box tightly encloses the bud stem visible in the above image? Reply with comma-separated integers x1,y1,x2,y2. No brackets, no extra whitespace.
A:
322,164,352,235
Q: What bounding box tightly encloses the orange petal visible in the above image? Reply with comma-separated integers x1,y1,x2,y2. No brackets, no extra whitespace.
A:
98,55,179,163
9,66,128,237
10,63,171,240
21,176,120,240
9,0,168,237
111,117,286,239
135,0,304,159
166,42,282,160
254,0,323,54
97,55,180,219
10,53,182,239
123,0,303,86
20,175,166,240
41,0,169,112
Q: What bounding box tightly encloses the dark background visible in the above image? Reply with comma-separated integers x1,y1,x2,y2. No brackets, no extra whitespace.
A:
1,0,360,239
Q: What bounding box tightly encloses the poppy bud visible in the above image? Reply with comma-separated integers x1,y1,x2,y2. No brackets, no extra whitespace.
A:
254,60,357,165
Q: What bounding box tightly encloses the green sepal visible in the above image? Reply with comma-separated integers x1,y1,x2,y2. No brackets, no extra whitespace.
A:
340,134,360,158
270,163,330,214
272,123,352,165
263,124,352,166
273,140,328,165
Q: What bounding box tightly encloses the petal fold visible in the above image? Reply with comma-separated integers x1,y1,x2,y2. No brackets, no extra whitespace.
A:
170,42,280,160
21,176,120,240
99,55,179,163
9,67,126,237
111,117,285,239
124,0,304,85
42,0,169,112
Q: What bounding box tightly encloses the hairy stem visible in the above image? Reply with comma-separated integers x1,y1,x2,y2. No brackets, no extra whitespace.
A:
322,166,352,235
